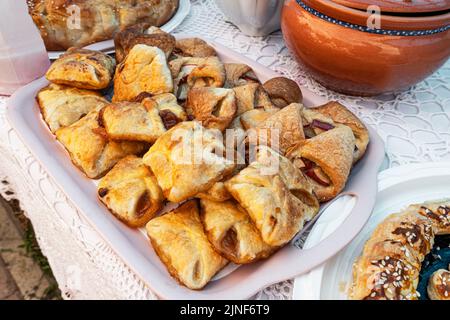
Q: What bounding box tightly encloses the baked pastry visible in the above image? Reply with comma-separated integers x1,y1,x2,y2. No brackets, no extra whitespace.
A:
146,200,228,290
55,108,146,179
200,199,274,264
100,94,186,143
196,181,232,202
350,210,435,300
114,24,176,63
28,0,179,51
98,156,164,228
313,101,369,163
224,64,259,88
169,57,225,100
113,44,173,102
233,83,276,116
225,146,319,246
239,109,278,130
37,83,109,133
301,108,337,139
428,268,450,300
143,121,235,202
185,87,237,131
262,77,303,108
172,38,217,58
286,126,355,202
46,48,116,90
406,200,450,235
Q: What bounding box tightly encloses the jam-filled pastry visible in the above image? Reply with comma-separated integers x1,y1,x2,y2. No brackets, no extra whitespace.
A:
55,109,146,179
200,199,274,264
100,94,186,143
301,108,337,139
428,268,450,300
143,121,235,202
169,56,225,100
46,48,116,90
112,44,173,102
286,126,355,202
97,156,164,228
37,84,109,133
313,101,369,163
224,63,259,88
172,38,217,58
185,87,237,131
146,200,228,290
239,109,278,130
225,146,319,246
406,200,450,235
114,24,176,63
262,77,303,108
233,83,276,116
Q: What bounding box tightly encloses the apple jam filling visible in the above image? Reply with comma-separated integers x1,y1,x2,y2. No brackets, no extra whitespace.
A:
293,157,331,187
303,119,335,138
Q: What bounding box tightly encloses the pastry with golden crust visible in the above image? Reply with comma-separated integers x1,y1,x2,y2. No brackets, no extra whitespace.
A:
46,48,116,90
169,57,225,100
172,38,217,58
286,126,355,202
98,156,163,228
239,109,278,130
196,181,232,202
233,83,276,116
224,63,259,88
146,200,228,290
262,77,303,108
113,44,173,102
185,87,237,131
200,199,274,264
37,83,109,133
143,121,235,202
406,200,450,235
55,108,146,179
428,268,450,300
100,94,186,143
225,146,319,246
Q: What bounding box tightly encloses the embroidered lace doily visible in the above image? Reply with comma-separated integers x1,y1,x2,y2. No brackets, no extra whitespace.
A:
0,0,448,300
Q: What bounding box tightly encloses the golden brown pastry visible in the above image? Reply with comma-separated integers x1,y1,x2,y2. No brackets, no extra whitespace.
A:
262,77,303,108
46,48,116,90
233,83,277,116
428,268,450,300
301,108,337,139
100,94,186,143
113,44,173,102
146,200,228,290
350,210,435,300
185,87,237,131
225,146,319,246
286,126,355,202
313,101,369,163
200,199,274,264
98,156,164,228
114,24,176,63
224,63,259,88
239,109,278,130
406,200,450,235
28,0,179,51
55,108,146,179
37,83,109,133
169,57,225,100
196,181,232,202
172,38,217,58
143,121,235,203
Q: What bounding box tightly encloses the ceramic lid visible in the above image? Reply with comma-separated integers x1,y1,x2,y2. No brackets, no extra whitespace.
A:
331,0,450,14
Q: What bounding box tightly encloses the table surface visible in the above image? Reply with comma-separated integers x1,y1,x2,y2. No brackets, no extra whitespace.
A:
0,0,449,299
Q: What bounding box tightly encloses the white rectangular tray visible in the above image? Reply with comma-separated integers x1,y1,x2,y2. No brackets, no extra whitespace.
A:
7,37,386,299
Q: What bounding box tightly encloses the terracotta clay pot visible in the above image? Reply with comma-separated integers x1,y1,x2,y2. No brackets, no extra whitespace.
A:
281,0,450,96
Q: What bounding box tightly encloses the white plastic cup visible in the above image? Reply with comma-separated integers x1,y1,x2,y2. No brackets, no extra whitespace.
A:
0,0,50,95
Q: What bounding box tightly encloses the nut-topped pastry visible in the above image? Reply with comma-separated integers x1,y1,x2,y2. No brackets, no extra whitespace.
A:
428,267,450,300
407,201,450,235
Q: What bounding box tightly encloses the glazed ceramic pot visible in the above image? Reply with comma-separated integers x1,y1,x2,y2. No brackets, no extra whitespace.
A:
281,0,450,96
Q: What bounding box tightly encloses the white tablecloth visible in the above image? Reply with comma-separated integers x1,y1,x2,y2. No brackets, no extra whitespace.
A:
0,0,449,299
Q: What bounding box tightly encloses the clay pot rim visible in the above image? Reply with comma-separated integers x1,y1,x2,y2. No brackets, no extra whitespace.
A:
300,0,450,31
332,0,450,14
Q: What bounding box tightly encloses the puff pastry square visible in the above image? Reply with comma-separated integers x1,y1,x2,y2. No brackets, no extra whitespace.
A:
200,199,274,264
100,94,186,143
225,146,319,246
146,200,228,290
239,109,278,130
143,121,235,202
196,181,232,202
55,109,146,179
224,63,259,88
113,44,173,102
98,156,164,227
233,83,276,116
37,84,109,133
46,48,116,90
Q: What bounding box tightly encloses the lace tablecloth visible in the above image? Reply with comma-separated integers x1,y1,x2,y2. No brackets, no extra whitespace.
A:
0,0,449,299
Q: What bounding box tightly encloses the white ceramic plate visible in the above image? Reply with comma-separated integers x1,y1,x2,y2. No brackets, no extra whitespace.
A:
47,0,191,59
293,162,450,300
7,36,385,299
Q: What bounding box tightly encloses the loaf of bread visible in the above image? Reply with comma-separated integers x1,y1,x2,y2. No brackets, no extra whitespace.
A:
27,0,179,51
